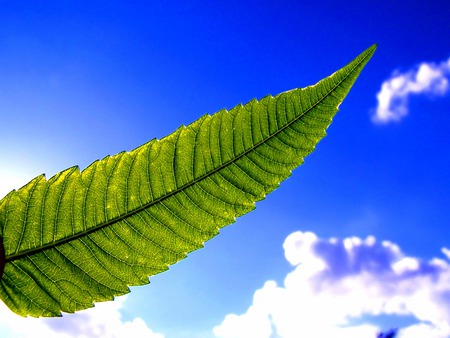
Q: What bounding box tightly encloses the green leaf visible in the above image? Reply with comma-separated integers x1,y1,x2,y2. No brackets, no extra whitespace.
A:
0,45,376,317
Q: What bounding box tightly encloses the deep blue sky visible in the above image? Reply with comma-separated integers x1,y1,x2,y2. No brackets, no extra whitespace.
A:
0,1,449,337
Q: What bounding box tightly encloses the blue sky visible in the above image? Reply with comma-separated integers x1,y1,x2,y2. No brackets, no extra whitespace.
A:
0,1,449,337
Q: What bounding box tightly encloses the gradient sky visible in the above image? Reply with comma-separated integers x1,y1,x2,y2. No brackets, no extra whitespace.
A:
0,1,449,338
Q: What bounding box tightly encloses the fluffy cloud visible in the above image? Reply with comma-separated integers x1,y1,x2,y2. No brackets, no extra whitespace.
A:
213,231,450,338
372,57,450,124
0,296,164,338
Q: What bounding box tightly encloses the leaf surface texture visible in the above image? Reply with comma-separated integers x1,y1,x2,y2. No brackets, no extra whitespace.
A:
0,45,376,316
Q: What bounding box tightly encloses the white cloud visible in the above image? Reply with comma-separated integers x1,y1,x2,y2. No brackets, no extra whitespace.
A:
0,296,164,338
213,231,450,338
372,57,450,124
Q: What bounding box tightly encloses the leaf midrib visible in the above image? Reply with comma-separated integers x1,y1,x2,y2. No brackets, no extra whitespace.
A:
5,49,371,263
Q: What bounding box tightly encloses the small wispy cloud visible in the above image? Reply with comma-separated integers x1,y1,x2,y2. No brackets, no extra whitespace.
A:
213,231,450,338
372,57,450,124
0,296,164,338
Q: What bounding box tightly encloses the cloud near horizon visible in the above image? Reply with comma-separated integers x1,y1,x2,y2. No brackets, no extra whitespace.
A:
372,57,450,124
213,231,450,338
0,295,164,338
